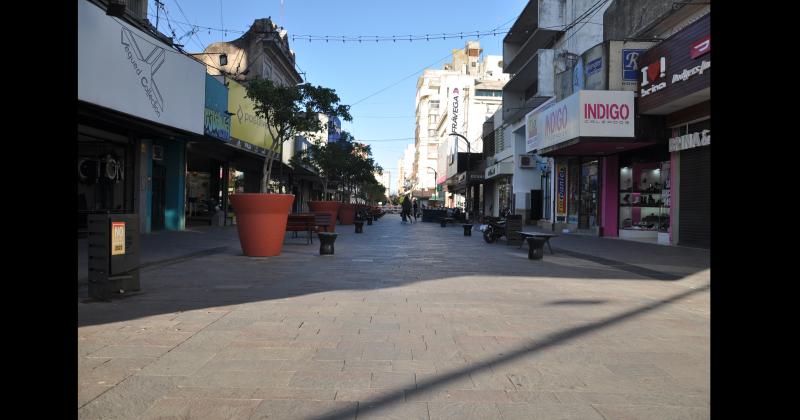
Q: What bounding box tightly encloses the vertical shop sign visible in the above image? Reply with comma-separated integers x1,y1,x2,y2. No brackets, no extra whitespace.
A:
111,221,126,255
556,163,567,217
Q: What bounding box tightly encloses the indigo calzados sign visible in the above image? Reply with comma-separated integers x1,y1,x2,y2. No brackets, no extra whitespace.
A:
537,90,635,151
78,0,205,134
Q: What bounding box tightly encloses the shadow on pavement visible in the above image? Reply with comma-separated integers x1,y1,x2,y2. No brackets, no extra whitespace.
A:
309,283,711,420
78,215,710,327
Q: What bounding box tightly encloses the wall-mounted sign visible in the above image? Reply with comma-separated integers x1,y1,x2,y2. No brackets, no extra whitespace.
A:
640,57,667,97
484,162,514,179
78,0,205,134
111,221,126,255
572,59,585,92
690,36,711,59
556,163,567,217
525,98,556,153
204,108,231,142
227,78,275,151
586,58,602,76
669,129,710,152
536,90,635,152
637,13,710,113
622,49,646,82
328,115,342,142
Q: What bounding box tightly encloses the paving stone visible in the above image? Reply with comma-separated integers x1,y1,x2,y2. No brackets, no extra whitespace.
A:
370,371,416,389
138,350,216,376
496,402,606,420
78,375,182,419
180,370,293,389
357,402,429,420
426,402,502,420
288,370,371,390
249,400,358,419
591,403,710,420
140,397,260,419
87,345,172,359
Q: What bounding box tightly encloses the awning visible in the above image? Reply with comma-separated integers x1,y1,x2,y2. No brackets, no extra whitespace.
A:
539,137,656,157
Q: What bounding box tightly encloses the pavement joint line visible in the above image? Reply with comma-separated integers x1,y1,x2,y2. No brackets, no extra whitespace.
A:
77,246,230,287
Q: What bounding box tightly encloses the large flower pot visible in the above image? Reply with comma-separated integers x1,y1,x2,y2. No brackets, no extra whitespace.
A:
229,193,294,257
338,203,356,225
308,201,340,232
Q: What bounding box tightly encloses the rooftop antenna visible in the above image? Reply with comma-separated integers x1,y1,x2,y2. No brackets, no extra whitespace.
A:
280,0,285,27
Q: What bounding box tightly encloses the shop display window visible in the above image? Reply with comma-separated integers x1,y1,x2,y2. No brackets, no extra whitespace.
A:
619,161,670,233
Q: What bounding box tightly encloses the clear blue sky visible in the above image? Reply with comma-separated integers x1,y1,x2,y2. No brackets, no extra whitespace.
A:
148,0,528,190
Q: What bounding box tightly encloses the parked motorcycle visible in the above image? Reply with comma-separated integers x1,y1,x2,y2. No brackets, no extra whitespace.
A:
482,208,512,243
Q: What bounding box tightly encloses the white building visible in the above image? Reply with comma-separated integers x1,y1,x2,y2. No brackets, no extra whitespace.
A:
412,41,508,207
484,0,612,221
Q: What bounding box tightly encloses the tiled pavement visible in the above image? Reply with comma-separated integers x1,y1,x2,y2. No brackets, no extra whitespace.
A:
78,215,710,419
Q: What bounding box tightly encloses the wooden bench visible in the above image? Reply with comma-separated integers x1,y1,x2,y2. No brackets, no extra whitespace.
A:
312,212,333,233
286,214,316,244
517,231,559,260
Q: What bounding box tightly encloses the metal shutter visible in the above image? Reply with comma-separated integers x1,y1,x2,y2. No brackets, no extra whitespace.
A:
678,146,710,248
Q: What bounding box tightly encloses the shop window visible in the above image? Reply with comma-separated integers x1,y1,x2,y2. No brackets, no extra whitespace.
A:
619,161,670,237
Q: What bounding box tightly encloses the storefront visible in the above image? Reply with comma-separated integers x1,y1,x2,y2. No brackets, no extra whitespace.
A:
535,90,645,235
636,12,710,248
78,0,205,234
484,162,514,217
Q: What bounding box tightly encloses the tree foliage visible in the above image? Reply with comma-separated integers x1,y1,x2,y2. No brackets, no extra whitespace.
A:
244,78,351,193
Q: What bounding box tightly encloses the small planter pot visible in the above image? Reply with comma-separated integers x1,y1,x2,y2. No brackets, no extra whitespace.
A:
308,201,340,232
318,232,338,255
229,193,294,257
338,203,356,225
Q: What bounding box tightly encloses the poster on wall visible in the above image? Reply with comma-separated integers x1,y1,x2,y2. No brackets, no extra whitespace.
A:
111,222,126,256
556,163,567,219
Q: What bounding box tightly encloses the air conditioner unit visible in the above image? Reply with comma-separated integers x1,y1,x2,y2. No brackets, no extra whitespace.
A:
152,145,164,161
518,155,535,168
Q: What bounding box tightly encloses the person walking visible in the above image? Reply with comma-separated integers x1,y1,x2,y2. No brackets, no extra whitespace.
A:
412,199,419,222
401,194,412,224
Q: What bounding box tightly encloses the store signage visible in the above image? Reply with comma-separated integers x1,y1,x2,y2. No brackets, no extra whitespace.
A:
537,90,635,151
328,115,342,142
669,129,710,152
672,60,711,84
640,57,667,97
111,222,126,256
556,163,567,217
622,49,646,81
450,87,462,136
484,162,514,179
587,58,602,76
691,36,711,59
204,108,231,141
78,0,205,134
525,98,555,153
227,78,275,151
486,165,496,178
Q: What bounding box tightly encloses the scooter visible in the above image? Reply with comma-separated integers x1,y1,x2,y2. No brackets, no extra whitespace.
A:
483,208,512,243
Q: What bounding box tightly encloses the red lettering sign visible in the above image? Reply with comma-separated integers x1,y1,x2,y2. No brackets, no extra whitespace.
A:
690,36,710,59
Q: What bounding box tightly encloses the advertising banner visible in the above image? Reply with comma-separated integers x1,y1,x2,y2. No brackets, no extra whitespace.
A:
328,115,342,142
556,163,567,218
78,0,205,134
228,78,275,154
525,98,555,153
111,222,126,256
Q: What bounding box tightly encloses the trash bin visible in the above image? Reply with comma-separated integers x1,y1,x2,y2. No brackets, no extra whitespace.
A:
87,214,140,300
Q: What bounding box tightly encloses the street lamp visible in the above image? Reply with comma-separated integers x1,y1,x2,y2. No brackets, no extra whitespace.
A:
449,133,472,222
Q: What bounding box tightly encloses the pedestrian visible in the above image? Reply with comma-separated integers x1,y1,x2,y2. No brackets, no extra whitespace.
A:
401,194,412,223
412,199,419,222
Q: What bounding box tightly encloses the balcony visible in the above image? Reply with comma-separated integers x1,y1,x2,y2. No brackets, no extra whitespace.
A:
503,0,565,75
502,49,555,122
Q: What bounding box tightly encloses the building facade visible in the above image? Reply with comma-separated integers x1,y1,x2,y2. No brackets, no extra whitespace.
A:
412,41,508,213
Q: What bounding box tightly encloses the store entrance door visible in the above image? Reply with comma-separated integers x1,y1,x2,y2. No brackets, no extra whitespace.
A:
151,163,166,230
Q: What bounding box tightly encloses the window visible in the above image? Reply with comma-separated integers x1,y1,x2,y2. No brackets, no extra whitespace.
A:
476,89,502,97
428,115,437,124
429,100,440,109
428,129,436,137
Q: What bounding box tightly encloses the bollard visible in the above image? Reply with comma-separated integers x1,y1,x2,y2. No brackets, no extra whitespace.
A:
526,237,547,260
318,232,338,255
440,218,447,228
462,224,473,236
354,220,364,233
367,216,373,225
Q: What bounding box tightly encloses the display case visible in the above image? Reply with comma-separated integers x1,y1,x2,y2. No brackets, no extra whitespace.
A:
619,161,670,242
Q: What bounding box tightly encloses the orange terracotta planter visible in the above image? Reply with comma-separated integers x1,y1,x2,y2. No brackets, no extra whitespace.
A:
338,203,356,225
308,201,340,232
229,193,294,257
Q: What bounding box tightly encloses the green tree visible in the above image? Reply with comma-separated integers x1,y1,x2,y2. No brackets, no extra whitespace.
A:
244,78,352,193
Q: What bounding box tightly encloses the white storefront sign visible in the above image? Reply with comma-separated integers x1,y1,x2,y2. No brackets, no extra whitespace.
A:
524,98,555,153
536,90,635,152
78,0,205,134
669,130,710,152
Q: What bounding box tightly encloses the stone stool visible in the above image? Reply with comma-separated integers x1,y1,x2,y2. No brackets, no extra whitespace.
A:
354,220,364,233
318,232,338,255
462,224,473,236
525,236,548,260
366,216,373,225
